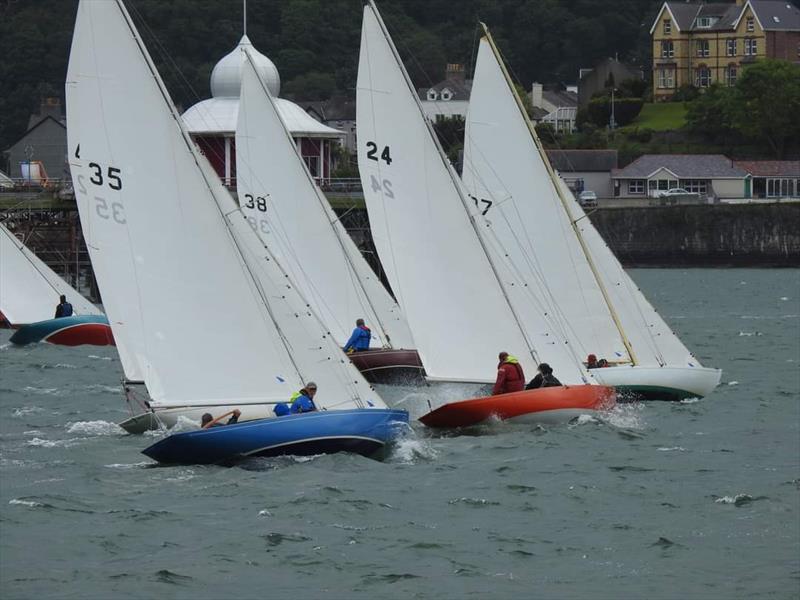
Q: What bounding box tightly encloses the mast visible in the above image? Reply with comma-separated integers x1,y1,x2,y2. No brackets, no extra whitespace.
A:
113,0,310,384
479,23,638,366
241,48,395,348
366,1,540,365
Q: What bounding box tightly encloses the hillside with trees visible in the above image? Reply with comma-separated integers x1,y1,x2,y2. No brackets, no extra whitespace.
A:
0,0,664,154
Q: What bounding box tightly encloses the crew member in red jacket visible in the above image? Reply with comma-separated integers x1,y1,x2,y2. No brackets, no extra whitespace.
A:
492,351,526,395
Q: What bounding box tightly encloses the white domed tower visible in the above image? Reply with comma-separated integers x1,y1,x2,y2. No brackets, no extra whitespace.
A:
182,35,344,186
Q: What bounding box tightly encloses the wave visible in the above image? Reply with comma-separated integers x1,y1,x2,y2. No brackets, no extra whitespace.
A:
8,498,45,508
388,434,438,464
714,493,767,507
12,406,44,417
22,386,62,396
67,420,125,436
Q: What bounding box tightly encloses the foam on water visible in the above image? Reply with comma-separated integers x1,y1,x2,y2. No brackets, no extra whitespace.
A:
388,434,438,464
600,403,647,430
67,420,126,436
8,498,45,508
12,406,44,417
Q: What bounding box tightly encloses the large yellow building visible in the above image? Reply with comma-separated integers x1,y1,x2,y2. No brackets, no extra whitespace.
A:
650,0,800,100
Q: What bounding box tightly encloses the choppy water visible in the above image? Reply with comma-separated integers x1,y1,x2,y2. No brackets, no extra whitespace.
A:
1,269,798,599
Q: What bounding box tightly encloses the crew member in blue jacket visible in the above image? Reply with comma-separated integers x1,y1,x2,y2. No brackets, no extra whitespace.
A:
344,318,371,353
289,382,318,414
54,295,74,318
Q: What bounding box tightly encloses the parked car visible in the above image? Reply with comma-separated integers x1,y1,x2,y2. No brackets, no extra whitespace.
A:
657,188,696,198
578,190,598,207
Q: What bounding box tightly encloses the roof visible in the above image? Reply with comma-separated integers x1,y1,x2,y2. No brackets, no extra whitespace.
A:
530,106,550,120
613,154,748,179
542,89,578,109
3,115,66,153
299,97,356,122
734,160,800,177
547,149,618,172
417,78,473,101
182,97,344,138
744,0,800,31
652,1,800,33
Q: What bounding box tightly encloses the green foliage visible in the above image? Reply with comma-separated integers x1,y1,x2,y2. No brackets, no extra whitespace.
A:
632,102,688,131
534,122,559,147
617,77,647,99
671,85,700,102
282,72,336,100
586,97,644,128
686,60,800,158
0,0,665,155
433,115,465,164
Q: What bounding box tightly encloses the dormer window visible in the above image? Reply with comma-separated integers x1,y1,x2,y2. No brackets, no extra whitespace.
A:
663,19,672,34
427,89,438,101
746,17,755,32
696,16,717,28
441,88,453,101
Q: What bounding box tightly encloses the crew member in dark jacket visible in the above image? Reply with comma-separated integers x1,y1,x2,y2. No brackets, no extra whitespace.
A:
492,352,526,395
525,363,562,390
201,409,241,428
54,295,74,318
344,319,371,353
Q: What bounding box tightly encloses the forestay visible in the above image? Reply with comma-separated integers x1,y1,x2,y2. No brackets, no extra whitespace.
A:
358,5,578,383
463,39,629,365
236,53,414,350
0,223,101,325
66,0,382,410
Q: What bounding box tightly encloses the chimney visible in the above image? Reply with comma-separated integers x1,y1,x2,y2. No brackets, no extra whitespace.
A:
531,82,543,108
28,97,63,129
445,63,465,84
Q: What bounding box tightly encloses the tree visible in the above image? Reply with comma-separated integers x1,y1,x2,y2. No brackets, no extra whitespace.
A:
730,59,800,158
685,83,736,140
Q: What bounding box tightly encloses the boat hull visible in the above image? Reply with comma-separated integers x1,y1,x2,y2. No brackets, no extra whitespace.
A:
348,348,425,383
590,365,722,400
9,315,115,347
141,409,409,465
419,385,616,428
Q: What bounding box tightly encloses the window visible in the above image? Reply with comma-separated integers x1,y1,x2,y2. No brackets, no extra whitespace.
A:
746,16,754,32
663,19,672,35
725,64,738,86
697,16,713,28
427,89,438,101
726,38,737,56
441,88,453,101
767,179,798,197
695,66,711,88
681,180,708,194
629,180,645,194
658,67,675,88
744,38,758,56
697,39,710,57
661,40,674,58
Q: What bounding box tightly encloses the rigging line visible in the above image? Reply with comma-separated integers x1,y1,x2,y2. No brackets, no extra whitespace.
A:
369,2,539,365
239,52,393,347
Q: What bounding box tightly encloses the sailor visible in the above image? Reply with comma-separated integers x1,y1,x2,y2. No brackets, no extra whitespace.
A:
587,354,599,369
344,318,371,353
54,295,74,318
525,363,562,390
290,382,318,414
201,409,241,428
492,352,526,395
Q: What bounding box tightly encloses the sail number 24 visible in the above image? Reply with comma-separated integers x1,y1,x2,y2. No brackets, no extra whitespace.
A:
366,142,394,198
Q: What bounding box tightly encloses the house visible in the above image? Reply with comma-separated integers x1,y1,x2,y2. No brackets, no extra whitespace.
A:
417,63,473,120
531,84,578,133
578,58,643,109
650,0,800,101
734,160,800,198
301,96,357,153
612,154,748,199
3,98,67,181
546,149,618,197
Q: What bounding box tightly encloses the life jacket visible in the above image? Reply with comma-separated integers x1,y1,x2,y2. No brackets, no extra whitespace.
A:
273,403,291,417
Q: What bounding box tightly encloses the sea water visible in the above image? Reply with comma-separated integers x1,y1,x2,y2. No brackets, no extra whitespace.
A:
1,269,798,599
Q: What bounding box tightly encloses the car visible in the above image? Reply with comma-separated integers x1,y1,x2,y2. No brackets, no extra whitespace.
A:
578,190,598,207
657,187,692,198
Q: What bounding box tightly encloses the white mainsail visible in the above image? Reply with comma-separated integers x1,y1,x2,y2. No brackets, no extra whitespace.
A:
463,33,699,368
356,4,588,384
235,52,414,350
0,223,101,324
66,0,384,411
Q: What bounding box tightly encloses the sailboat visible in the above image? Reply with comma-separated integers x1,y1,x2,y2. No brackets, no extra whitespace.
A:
1,223,113,346
66,0,407,456
461,26,721,400
234,45,423,383
356,2,614,426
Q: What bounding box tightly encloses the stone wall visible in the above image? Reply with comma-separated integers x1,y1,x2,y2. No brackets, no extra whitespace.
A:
587,202,800,266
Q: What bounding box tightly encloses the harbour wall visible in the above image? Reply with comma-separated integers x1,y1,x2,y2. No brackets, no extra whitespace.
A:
586,202,800,267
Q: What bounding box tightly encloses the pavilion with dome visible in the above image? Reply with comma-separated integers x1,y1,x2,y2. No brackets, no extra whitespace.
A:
182,35,344,187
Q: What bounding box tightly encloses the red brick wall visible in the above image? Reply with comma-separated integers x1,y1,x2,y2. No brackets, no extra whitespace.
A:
766,31,800,62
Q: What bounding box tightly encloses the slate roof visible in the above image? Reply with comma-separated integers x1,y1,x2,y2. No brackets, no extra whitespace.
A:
748,0,800,31
547,149,618,172
612,154,748,179
543,89,578,109
658,0,800,32
300,97,356,122
417,78,473,101
734,160,800,177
